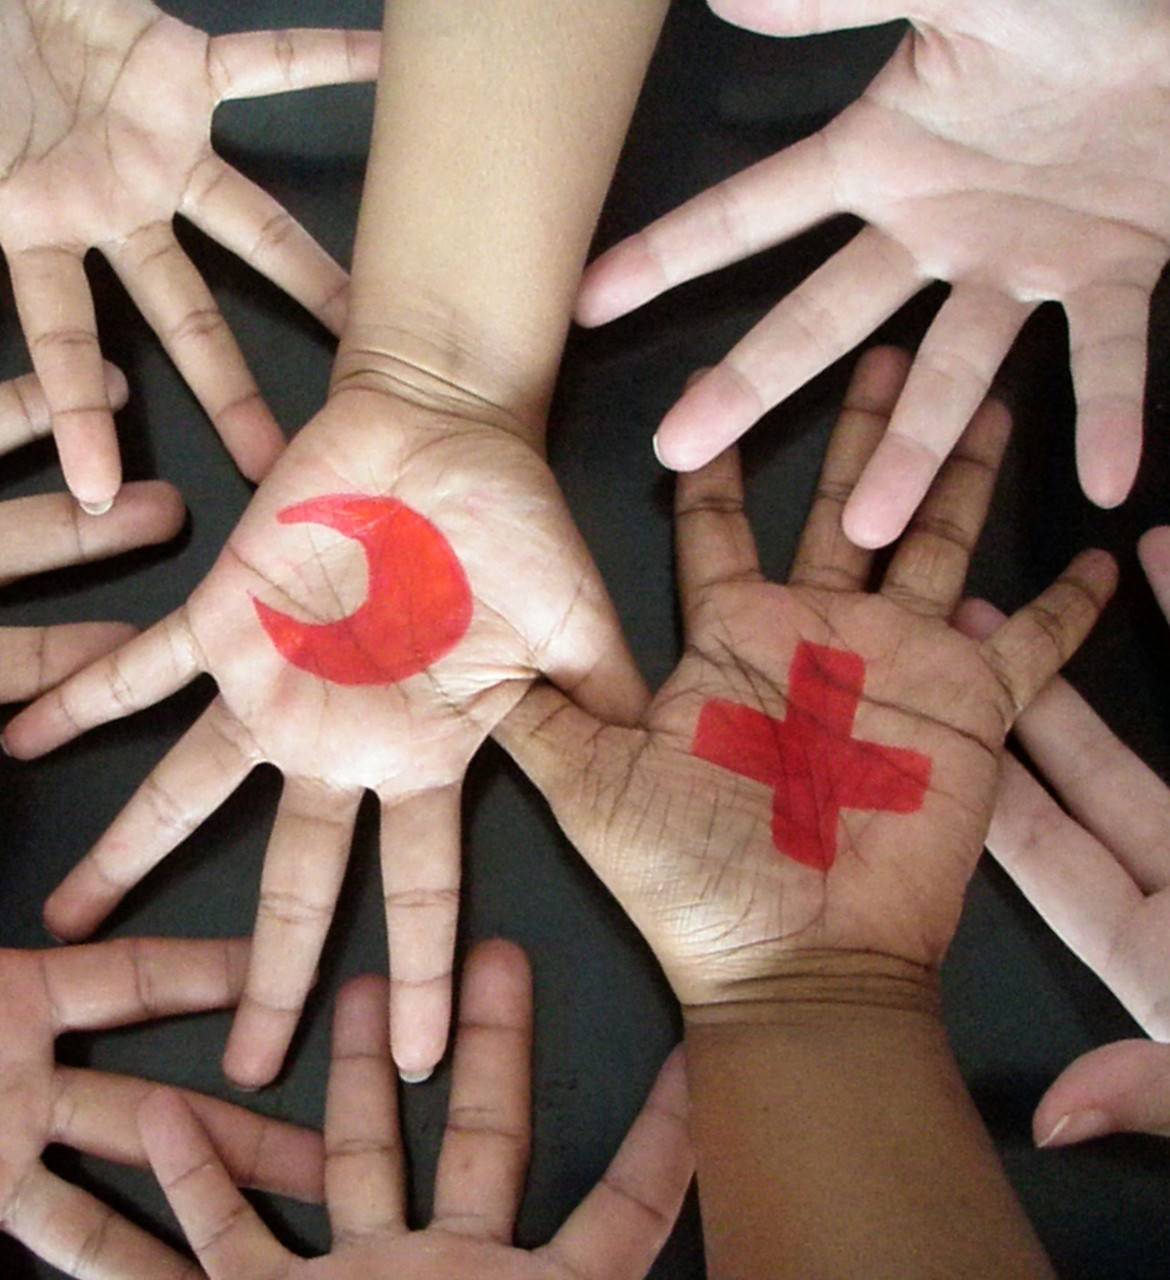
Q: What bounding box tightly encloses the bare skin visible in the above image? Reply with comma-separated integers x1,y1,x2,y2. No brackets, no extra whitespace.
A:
0,937,324,1279
2,388,648,1091
980,525,1170,1147
494,346,1115,1275
0,0,381,509
0,361,185,702
138,940,693,1280
579,0,1170,544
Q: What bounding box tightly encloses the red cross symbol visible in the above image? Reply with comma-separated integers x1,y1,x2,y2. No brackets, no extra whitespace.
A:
691,641,931,871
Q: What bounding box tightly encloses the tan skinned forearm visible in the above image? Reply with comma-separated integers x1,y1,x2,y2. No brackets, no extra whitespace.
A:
332,0,669,443
684,961,1055,1280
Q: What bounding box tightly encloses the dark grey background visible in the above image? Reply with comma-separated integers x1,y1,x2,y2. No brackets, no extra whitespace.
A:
2,2,1168,1276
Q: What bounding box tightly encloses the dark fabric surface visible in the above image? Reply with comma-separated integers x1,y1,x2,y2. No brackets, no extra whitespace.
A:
1,2,1167,1276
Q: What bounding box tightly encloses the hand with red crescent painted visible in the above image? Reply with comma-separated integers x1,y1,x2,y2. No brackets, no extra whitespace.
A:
578,0,1170,547
0,0,381,512
134,940,693,1280
971,527,1170,1150
0,362,186,703
0,936,324,1279
491,348,1116,1008
2,387,649,1088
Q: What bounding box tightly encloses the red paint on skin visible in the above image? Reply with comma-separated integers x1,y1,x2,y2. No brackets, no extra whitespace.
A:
692,641,931,871
253,495,472,686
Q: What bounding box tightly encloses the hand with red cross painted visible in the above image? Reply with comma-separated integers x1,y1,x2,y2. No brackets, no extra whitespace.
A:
0,0,381,512
578,0,1170,547
493,347,1116,1007
2,387,647,1089
0,936,323,1279
967,527,1170,1148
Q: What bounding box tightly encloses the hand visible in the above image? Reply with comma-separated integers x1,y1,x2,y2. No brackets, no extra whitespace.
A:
0,362,185,703
138,939,692,1280
0,0,381,510
0,936,324,1280
578,0,1170,544
980,525,1170,1147
2,388,648,1087
493,347,1115,1007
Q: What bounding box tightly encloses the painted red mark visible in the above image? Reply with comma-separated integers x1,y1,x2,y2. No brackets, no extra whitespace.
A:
692,641,930,871
253,494,472,686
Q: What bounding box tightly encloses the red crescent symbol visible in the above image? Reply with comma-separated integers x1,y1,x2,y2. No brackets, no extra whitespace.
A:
253,494,472,687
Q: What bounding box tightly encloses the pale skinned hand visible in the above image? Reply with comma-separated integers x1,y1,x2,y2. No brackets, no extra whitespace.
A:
0,361,185,702
976,526,1170,1148
493,348,1116,1007
138,939,693,1280
578,0,1170,546
0,936,325,1280
0,0,381,511
2,388,648,1088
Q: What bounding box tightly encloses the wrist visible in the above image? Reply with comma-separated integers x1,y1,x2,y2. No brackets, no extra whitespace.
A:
332,311,551,455
681,949,941,1028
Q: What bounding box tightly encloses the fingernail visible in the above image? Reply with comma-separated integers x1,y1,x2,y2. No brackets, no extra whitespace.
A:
79,498,114,516
651,433,666,467
1038,1109,1112,1148
399,1067,433,1085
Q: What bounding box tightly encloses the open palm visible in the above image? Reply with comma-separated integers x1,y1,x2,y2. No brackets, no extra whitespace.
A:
579,0,1170,545
0,0,380,509
0,937,322,1280
496,349,1115,1007
3,387,647,1088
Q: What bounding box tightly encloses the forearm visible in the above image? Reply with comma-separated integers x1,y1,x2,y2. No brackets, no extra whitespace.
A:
684,960,1054,1279
333,0,668,443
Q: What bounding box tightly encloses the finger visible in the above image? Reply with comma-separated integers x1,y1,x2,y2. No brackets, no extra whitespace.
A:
541,1046,693,1280
4,1164,200,1280
107,224,284,483
1013,677,1170,893
709,0,931,35
223,779,360,1089
432,939,533,1244
881,395,1011,617
1137,525,1170,620
978,550,1118,720
986,756,1143,1002
673,445,762,625
653,229,925,471
0,481,184,585
1035,1041,1170,1146
2,605,204,759
138,1088,290,1280
182,157,349,335
843,288,1030,548
43,698,256,941
576,131,839,328
40,936,250,1032
789,345,911,591
0,623,137,704
1066,278,1152,509
208,28,381,100
0,362,127,457
381,784,463,1081
7,246,122,511
51,1067,324,1202
324,975,407,1242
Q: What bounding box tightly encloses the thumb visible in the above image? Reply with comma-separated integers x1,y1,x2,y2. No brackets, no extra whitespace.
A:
493,681,639,811
1035,1040,1170,1146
